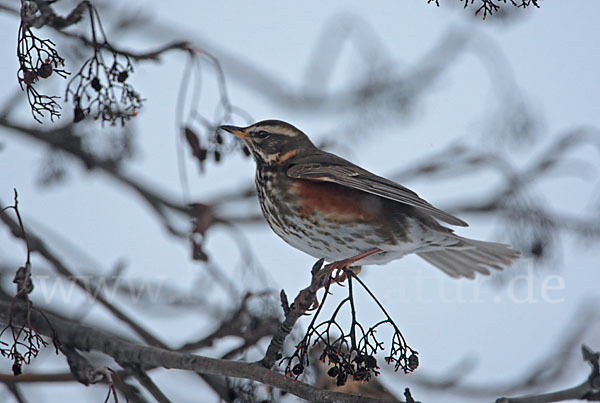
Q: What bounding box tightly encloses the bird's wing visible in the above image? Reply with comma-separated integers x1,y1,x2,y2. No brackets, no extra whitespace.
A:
287,155,468,227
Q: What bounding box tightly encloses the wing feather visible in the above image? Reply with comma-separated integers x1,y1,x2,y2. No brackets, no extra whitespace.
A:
287,158,468,227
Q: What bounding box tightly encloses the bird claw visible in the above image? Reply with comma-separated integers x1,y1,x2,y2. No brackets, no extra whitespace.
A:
291,252,376,314
323,263,362,286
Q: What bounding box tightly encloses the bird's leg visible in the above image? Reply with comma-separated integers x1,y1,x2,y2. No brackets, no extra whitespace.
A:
324,248,382,285
293,249,382,313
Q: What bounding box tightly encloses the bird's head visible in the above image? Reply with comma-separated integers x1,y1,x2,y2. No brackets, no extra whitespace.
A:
219,120,316,166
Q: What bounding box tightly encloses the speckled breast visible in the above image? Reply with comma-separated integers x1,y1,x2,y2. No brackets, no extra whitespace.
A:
254,166,407,263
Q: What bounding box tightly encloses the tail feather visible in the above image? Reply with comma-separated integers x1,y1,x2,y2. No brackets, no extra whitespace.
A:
417,236,520,279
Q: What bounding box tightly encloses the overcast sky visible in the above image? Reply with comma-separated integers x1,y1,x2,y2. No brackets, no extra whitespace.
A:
1,1,600,402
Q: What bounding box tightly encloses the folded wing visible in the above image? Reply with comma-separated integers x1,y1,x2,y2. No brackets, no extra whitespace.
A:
287,154,468,227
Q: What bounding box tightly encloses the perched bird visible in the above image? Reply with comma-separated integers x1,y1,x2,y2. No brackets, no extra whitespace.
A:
219,120,519,279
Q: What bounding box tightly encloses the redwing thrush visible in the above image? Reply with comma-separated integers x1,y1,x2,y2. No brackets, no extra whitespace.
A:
219,120,520,279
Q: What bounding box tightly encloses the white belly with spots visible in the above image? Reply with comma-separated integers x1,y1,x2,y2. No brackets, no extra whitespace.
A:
256,169,455,266
270,212,442,265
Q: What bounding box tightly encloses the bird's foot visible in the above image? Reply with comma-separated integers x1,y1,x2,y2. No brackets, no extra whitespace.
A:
293,249,382,313
332,265,362,283
323,248,382,285
293,263,358,312
323,260,349,285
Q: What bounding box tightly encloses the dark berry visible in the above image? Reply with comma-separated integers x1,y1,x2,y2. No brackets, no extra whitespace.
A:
198,148,207,162
327,366,339,378
38,63,53,78
408,354,419,370
22,70,37,85
12,362,22,376
73,106,85,123
364,355,377,369
336,373,347,386
354,354,364,364
242,146,251,157
117,71,128,83
292,364,304,376
353,368,369,382
91,77,102,91
213,150,221,163
215,132,223,144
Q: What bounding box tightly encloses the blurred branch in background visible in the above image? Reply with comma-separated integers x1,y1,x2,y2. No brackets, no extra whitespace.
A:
1,1,597,402
392,127,600,266
497,344,600,403
0,192,285,401
6,4,597,263
403,305,599,398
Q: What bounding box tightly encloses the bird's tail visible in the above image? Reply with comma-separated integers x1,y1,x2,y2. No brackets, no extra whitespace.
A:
417,236,520,279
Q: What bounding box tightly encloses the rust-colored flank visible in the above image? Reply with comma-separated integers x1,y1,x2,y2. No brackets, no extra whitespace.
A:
292,179,381,221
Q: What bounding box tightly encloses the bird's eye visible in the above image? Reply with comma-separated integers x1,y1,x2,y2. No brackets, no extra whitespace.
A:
255,130,269,139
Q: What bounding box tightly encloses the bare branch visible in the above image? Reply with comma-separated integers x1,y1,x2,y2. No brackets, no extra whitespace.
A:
126,364,173,403
497,345,600,403
0,196,234,402
0,299,403,403
260,258,326,369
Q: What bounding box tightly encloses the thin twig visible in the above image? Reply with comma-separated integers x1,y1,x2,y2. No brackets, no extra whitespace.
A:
260,258,326,369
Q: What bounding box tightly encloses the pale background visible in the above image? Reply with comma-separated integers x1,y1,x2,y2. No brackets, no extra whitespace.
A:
1,1,599,402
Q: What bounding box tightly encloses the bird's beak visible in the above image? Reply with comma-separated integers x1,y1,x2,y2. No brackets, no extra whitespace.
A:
219,125,248,139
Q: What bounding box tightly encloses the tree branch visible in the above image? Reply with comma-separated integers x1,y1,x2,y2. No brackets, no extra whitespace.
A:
260,258,326,369
0,299,402,403
497,346,600,403
0,197,234,402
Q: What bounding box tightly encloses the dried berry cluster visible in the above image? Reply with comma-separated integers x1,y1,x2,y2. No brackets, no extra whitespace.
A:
17,22,70,122
177,51,253,169
16,1,147,125
0,193,56,376
184,126,251,170
428,0,541,19
0,266,48,377
0,307,49,376
321,347,382,385
66,49,142,125
282,270,418,386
